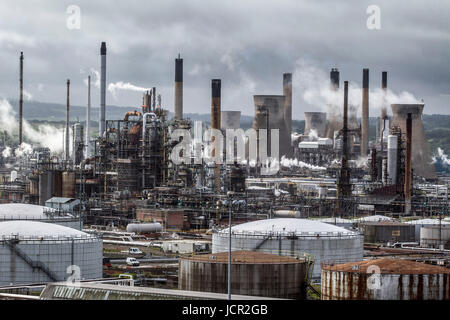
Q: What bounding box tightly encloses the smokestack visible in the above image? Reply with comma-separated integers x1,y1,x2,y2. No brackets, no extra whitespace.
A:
99,42,106,137
152,87,156,111
211,79,221,193
361,68,369,157
85,75,91,159
283,73,292,141
66,79,70,161
330,68,339,90
19,52,24,145
380,71,388,147
405,113,412,215
174,54,183,120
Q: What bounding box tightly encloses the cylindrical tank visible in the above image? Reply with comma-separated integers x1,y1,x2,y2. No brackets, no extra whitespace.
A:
179,250,309,299
0,221,102,286
387,135,398,184
321,258,450,300
273,210,301,218
212,218,363,279
420,226,450,248
126,223,162,234
62,171,76,198
361,222,415,243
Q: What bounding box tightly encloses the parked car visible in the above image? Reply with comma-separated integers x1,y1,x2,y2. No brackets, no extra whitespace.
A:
126,257,140,266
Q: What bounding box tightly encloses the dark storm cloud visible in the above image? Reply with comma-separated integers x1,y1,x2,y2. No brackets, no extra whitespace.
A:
0,0,449,120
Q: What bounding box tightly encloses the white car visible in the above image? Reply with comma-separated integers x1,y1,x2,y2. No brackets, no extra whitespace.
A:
129,247,143,255
126,257,140,266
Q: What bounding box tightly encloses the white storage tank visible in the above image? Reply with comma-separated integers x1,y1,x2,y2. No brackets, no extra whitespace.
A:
126,223,162,234
0,221,102,286
420,225,450,248
404,219,450,242
212,218,363,279
0,203,82,230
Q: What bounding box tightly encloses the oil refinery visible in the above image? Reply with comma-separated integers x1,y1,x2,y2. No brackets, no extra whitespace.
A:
0,1,449,307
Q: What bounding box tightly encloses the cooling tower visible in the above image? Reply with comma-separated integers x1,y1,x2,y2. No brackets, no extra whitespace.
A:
390,104,436,179
304,112,327,138
221,111,241,130
252,95,290,157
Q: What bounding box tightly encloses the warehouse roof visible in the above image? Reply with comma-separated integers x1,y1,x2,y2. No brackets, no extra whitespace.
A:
218,218,359,237
0,221,91,239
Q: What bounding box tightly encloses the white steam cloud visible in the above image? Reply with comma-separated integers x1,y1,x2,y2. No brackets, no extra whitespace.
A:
432,147,450,166
108,81,151,100
292,58,422,118
0,99,65,154
83,68,100,88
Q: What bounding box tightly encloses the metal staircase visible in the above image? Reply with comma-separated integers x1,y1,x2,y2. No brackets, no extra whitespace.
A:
4,239,58,282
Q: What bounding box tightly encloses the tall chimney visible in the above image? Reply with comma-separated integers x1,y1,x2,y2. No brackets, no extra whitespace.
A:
283,73,292,142
99,42,106,137
152,87,156,112
66,79,70,161
211,79,221,193
85,75,91,159
380,71,388,147
330,68,339,90
405,113,412,215
19,52,24,145
174,54,183,120
361,68,369,157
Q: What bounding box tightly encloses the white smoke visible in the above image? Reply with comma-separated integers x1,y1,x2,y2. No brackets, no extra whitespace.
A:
279,156,326,171
307,129,318,141
83,68,100,88
108,81,151,100
292,58,422,118
0,99,65,154
2,146,11,158
14,142,33,157
432,147,450,165
23,90,33,101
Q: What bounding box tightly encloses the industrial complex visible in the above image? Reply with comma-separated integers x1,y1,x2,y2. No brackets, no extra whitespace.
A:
0,37,449,302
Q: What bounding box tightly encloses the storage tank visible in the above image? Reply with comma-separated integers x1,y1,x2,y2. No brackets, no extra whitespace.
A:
420,225,450,248
0,203,81,230
0,221,102,286
360,222,415,243
212,218,363,279
62,171,76,198
321,258,450,300
126,223,162,234
404,219,450,242
179,250,310,299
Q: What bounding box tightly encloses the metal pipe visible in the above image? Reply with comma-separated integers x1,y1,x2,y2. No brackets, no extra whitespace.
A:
99,42,106,137
361,68,369,157
19,52,24,145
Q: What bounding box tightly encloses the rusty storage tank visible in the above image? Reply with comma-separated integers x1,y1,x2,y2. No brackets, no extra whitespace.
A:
321,258,450,300
360,222,415,244
62,172,76,198
179,250,310,299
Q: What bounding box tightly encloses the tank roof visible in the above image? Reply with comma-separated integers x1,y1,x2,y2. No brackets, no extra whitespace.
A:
0,221,90,240
217,218,359,237
354,215,394,222
183,250,305,264
0,203,74,220
323,258,450,274
404,218,450,225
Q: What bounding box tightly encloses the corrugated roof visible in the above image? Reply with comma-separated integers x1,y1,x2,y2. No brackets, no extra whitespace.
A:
0,203,58,220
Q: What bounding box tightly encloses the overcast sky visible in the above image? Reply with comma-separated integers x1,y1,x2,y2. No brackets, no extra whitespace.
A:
0,0,449,120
